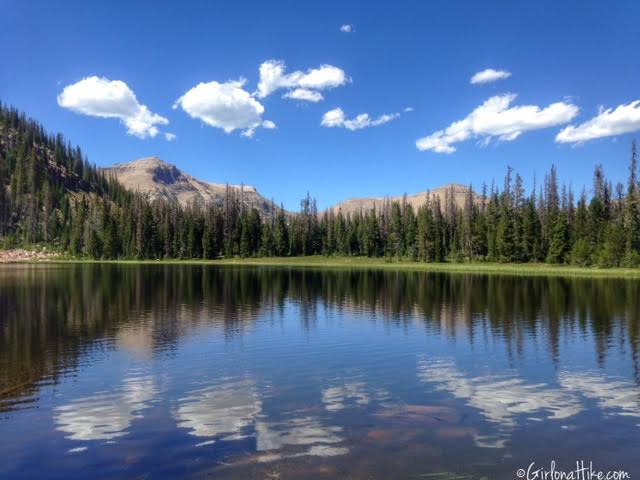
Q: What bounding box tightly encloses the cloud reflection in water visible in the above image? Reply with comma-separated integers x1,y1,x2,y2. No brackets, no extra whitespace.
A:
174,377,350,461
559,372,640,419
256,416,348,462
322,382,370,412
175,378,262,442
418,358,583,447
54,374,156,442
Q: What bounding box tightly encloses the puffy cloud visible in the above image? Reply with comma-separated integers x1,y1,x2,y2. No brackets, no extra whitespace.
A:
404,106,414,112
57,76,170,139
416,93,578,154
321,107,400,131
340,24,354,33
164,132,177,141
556,100,640,144
470,68,512,85
256,60,348,100
240,119,277,139
174,79,274,137
283,88,324,103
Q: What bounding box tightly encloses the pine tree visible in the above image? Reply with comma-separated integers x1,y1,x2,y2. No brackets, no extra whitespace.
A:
273,206,289,256
547,210,570,263
496,170,516,262
598,219,626,267
624,140,640,266
260,221,274,256
570,190,591,265
485,186,500,261
589,165,610,254
202,206,219,259
403,204,417,259
69,198,86,255
388,202,403,258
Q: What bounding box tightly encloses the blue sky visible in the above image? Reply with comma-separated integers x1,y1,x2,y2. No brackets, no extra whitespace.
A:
2,0,639,209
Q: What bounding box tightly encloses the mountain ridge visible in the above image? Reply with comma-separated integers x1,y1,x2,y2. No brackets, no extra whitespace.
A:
102,156,279,216
328,183,476,216
104,157,476,216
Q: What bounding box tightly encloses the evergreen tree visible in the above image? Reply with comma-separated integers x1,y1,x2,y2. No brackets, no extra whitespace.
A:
273,206,289,256
570,190,591,265
624,140,640,266
547,210,570,263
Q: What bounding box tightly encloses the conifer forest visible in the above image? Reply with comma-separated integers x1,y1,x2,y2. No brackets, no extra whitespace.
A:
2,103,640,267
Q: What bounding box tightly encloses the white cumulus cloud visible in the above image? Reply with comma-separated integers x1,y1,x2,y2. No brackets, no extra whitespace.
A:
470,68,512,85
416,93,578,154
57,76,170,139
283,88,324,103
340,24,354,33
241,120,276,139
556,100,640,144
321,107,400,131
257,60,348,101
174,79,274,137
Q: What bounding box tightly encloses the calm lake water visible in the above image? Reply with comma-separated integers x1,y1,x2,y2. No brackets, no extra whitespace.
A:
1,264,640,479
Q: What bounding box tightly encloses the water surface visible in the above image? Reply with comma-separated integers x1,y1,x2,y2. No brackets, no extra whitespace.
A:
1,264,639,479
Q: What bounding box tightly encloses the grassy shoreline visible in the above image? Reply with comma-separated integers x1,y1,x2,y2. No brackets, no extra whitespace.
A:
8,254,640,278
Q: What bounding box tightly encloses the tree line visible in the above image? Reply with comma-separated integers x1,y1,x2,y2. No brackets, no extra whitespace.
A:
1,102,640,267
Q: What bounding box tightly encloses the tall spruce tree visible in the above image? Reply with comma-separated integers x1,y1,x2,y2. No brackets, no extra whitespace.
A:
624,140,640,266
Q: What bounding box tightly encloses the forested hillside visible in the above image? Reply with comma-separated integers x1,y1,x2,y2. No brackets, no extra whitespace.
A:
1,103,639,266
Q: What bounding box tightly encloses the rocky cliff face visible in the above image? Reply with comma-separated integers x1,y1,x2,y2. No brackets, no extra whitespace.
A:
102,157,278,216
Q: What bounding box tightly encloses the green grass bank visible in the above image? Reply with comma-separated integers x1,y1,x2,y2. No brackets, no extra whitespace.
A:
22,255,640,278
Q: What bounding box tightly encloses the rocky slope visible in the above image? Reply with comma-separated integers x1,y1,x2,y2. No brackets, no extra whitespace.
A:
328,183,476,216
102,157,278,215
103,157,476,218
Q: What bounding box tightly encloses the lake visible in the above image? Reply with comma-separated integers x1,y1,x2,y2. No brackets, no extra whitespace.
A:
1,264,639,479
